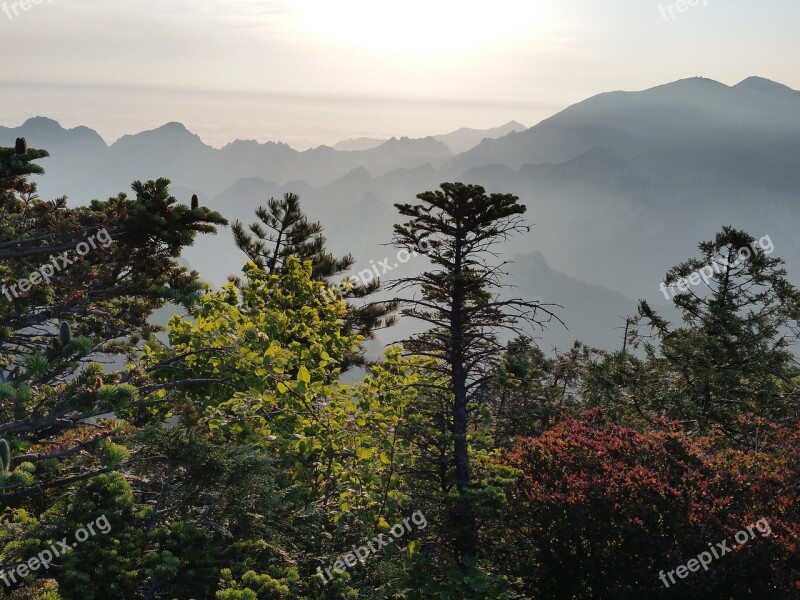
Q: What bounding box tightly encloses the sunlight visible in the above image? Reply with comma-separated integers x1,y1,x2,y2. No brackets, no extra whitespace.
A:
291,0,560,58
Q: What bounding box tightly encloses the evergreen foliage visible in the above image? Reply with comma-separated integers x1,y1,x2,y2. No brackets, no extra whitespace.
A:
0,144,797,598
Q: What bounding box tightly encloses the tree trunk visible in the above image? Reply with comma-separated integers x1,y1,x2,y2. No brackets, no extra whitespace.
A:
450,227,477,562
451,362,477,560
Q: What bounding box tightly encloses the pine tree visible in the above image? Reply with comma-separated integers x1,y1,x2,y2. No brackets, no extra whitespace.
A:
0,136,46,208
233,192,397,354
389,182,560,564
631,226,800,436
476,337,585,444
232,192,349,277
0,139,227,501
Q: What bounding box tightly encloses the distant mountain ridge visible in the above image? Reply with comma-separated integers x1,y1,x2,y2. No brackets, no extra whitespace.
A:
333,120,526,153
4,75,799,351
450,76,800,172
332,137,385,152
434,121,526,153
5,75,798,203
0,118,459,199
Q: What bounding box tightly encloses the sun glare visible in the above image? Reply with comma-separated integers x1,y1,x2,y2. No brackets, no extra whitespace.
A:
291,1,559,58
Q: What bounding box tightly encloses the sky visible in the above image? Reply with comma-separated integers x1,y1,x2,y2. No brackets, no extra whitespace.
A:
1,0,798,149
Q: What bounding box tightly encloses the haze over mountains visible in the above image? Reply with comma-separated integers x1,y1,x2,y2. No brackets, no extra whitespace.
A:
5,76,799,353
333,121,526,153
0,119,519,203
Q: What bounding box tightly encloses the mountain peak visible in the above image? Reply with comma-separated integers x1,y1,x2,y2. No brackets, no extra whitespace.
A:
4,117,107,149
22,116,64,131
656,76,728,91
514,251,551,272
734,76,797,95
158,121,191,132
339,166,371,181
378,136,449,151
112,121,206,149
333,137,385,152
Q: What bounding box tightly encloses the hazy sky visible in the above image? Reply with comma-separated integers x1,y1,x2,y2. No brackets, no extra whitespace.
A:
2,0,798,149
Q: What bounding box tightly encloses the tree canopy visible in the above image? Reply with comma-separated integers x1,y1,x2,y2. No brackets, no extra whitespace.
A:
0,149,797,599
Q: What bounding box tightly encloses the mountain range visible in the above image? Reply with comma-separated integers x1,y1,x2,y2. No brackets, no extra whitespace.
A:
333,121,526,153
4,75,799,352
